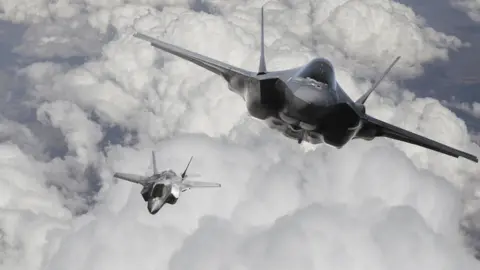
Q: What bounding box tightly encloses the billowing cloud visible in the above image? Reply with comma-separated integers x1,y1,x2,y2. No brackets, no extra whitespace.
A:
443,100,480,119
450,0,480,22
0,0,479,270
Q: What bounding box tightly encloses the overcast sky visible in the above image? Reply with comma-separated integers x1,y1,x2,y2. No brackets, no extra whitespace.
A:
0,1,480,270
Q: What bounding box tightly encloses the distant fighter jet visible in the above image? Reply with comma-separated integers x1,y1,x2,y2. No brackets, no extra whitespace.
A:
133,7,478,163
114,152,221,214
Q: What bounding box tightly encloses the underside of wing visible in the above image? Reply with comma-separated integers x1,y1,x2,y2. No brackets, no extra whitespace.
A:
133,32,255,81
181,180,221,189
358,115,478,163
113,172,148,185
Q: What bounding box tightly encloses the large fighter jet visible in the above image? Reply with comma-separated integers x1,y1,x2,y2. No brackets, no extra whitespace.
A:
114,152,221,214
133,7,478,163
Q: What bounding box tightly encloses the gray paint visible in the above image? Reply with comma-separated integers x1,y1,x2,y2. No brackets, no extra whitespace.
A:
113,151,221,215
133,6,478,164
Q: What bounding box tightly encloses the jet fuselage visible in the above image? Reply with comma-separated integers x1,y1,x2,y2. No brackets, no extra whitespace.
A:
230,57,366,147
114,153,222,215
131,5,478,163
141,171,181,214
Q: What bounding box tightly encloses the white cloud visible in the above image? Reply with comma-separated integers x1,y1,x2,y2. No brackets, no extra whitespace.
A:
37,100,103,165
0,143,72,270
14,16,106,59
312,0,466,78
451,0,480,22
0,117,47,159
443,100,480,119
169,204,476,270
0,0,479,270
367,97,480,187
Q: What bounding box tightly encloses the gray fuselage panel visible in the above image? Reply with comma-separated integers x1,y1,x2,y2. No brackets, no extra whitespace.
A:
235,58,362,146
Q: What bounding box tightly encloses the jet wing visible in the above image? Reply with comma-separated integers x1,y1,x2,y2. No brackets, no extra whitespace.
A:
133,32,255,80
181,180,221,189
361,114,478,163
113,172,148,185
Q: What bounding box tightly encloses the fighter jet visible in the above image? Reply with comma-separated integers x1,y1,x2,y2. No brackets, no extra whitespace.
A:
133,7,478,163
113,151,221,214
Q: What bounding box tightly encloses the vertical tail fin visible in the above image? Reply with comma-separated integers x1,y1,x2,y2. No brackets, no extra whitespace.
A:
151,151,159,175
257,6,267,75
180,156,193,181
355,56,401,105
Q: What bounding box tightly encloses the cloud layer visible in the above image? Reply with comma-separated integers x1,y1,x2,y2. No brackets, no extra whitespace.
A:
0,1,479,270
451,0,480,22
444,100,480,119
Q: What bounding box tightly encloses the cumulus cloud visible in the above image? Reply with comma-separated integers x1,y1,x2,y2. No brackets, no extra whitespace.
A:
0,0,480,270
443,100,480,119
450,0,480,22
14,16,107,59
312,0,466,77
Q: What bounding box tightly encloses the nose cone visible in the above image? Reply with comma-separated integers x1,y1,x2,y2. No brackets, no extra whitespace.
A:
147,198,166,215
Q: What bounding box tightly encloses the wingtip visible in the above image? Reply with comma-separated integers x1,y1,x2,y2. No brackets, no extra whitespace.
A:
132,32,143,41
460,153,478,163
132,32,149,41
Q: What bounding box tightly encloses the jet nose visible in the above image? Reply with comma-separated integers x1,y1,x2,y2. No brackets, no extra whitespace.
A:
147,198,165,215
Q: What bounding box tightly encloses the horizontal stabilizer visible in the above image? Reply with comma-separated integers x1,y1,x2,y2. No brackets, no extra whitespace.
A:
185,173,202,178
181,180,221,189
113,172,148,185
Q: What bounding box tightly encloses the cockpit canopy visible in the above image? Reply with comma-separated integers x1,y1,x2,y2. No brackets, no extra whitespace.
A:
294,58,335,88
155,170,176,179
151,183,168,198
